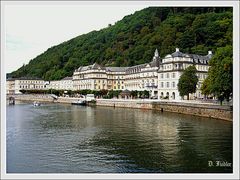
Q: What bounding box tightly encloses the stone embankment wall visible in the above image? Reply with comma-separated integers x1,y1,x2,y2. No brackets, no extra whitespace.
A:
96,99,233,121
8,94,232,121
8,94,80,104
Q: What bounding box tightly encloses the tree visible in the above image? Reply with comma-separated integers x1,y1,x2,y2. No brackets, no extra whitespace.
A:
201,45,232,105
10,8,232,80
143,90,150,98
178,65,198,100
131,90,138,98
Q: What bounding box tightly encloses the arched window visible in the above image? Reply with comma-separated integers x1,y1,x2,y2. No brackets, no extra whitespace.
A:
172,92,175,100
166,92,169,99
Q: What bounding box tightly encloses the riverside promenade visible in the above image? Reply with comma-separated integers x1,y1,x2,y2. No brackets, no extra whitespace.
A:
8,94,233,121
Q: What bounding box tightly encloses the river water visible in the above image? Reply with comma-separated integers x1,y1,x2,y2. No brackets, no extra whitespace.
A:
7,102,232,173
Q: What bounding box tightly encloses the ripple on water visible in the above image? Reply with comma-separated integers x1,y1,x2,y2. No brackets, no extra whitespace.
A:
6,104,233,173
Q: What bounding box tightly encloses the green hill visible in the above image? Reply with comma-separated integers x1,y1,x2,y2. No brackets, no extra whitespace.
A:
10,7,232,80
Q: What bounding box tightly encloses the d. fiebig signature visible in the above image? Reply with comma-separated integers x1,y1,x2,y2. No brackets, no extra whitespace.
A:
208,160,232,167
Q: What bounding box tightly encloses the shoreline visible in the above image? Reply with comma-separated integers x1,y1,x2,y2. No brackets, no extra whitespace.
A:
8,94,233,121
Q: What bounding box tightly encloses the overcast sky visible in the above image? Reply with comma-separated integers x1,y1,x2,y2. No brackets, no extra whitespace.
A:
3,3,148,73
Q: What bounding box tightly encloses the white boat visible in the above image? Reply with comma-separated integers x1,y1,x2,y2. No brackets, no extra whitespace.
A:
33,101,41,106
71,100,86,106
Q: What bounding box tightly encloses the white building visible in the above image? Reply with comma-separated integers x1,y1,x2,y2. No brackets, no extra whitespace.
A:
6,78,15,94
47,80,61,90
125,49,161,97
158,48,212,100
6,77,46,94
7,48,211,99
60,77,73,90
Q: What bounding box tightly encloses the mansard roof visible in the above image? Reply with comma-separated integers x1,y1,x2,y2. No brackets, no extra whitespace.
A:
7,77,43,81
165,48,212,64
61,76,72,80
91,63,104,69
126,63,147,71
76,63,105,72
171,51,189,58
106,67,128,72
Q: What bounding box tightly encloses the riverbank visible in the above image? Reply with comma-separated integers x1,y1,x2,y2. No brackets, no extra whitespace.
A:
96,99,232,121
8,94,233,121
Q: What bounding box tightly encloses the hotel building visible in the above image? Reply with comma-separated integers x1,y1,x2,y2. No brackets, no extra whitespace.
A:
60,77,73,90
6,77,46,94
158,48,212,100
125,49,161,97
7,48,211,99
72,63,127,91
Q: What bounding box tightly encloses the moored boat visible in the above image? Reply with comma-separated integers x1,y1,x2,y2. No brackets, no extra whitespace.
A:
33,101,41,106
71,100,87,106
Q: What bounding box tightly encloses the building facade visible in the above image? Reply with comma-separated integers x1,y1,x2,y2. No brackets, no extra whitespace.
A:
47,80,61,90
72,63,127,91
6,77,46,94
7,48,211,99
158,48,212,100
125,49,161,97
60,77,73,90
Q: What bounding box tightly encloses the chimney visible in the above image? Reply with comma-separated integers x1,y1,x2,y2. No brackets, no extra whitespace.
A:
208,51,212,55
176,48,179,52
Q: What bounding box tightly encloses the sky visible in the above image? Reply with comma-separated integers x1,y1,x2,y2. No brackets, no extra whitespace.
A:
3,3,148,73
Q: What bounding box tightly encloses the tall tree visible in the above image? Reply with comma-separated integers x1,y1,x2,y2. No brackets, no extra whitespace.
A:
178,65,198,100
201,45,233,105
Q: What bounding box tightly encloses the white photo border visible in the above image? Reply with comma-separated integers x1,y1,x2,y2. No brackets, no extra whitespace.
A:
1,0,239,179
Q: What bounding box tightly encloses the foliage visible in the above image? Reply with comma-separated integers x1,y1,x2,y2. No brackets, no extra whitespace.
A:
178,66,198,99
201,45,233,104
108,90,122,98
10,7,232,80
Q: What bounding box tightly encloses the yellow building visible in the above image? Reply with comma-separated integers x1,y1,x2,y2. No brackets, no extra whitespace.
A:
106,67,127,90
73,63,127,91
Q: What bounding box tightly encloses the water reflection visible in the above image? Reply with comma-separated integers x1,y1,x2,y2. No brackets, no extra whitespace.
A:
7,103,232,173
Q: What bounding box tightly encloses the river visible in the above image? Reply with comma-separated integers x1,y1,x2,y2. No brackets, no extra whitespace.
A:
7,102,232,173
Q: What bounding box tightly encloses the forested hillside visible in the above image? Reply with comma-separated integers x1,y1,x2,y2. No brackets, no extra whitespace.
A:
10,7,232,80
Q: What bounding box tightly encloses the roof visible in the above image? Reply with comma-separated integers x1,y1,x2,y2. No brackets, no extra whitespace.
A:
165,48,212,64
76,63,105,72
127,63,147,70
61,76,72,80
171,51,189,58
7,77,43,81
106,67,128,72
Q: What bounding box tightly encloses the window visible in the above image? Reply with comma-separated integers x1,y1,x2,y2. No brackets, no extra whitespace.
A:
166,82,169,88
161,74,164,79
172,82,175,88
161,82,164,88
172,73,175,78
166,73,169,78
